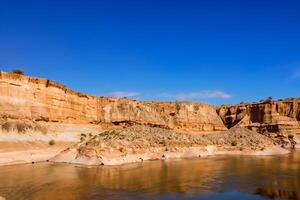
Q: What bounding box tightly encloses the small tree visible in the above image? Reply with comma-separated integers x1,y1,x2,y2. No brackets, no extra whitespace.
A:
264,96,273,103
11,69,24,75
267,96,273,101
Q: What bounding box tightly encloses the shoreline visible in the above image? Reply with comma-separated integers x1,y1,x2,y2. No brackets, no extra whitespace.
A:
51,145,291,166
0,143,291,167
0,127,298,167
0,141,75,166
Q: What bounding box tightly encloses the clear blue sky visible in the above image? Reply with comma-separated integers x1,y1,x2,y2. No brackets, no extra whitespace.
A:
1,0,299,105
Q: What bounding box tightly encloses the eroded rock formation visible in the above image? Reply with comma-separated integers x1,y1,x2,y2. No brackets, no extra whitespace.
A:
1,71,299,137
0,71,226,133
217,101,300,135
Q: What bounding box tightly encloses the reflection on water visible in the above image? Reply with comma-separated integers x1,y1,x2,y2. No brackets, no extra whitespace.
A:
0,150,299,200
255,188,298,200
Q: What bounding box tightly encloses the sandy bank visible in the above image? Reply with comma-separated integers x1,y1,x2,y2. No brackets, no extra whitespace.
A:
0,141,74,166
51,145,290,166
0,126,296,167
51,126,291,166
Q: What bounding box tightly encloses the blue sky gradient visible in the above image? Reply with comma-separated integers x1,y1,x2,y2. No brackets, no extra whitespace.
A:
0,0,299,104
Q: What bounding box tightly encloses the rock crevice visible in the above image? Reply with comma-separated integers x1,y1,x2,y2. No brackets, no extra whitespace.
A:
217,101,300,135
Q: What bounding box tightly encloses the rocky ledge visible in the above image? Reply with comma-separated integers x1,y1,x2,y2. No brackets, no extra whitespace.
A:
52,126,289,166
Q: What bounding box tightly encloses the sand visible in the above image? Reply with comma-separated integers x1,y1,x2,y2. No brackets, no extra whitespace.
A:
0,141,74,166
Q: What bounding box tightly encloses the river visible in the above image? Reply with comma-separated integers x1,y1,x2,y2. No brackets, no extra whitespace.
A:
0,150,299,200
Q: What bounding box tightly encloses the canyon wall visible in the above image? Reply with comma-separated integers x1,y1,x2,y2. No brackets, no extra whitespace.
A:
0,72,226,133
1,71,299,136
217,100,300,135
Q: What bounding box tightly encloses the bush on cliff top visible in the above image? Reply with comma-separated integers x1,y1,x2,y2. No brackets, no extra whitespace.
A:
11,69,24,75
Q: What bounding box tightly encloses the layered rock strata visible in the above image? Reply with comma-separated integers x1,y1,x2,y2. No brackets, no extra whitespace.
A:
1,71,299,137
217,100,300,135
0,71,226,133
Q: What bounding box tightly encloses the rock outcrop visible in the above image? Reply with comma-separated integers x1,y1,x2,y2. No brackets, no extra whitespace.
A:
0,71,226,133
52,125,285,166
217,100,300,135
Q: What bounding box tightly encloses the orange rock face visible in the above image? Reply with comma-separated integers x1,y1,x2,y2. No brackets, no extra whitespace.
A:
217,101,300,135
0,72,226,133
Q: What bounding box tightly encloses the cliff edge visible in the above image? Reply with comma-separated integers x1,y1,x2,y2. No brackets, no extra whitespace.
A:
0,71,226,133
217,100,300,135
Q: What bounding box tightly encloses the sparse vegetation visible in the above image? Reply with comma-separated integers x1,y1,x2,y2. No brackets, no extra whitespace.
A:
79,126,273,153
264,96,273,103
220,104,230,107
231,141,238,146
288,134,294,139
1,122,11,132
49,140,56,146
1,121,31,133
34,125,47,134
16,123,27,133
11,69,24,75
267,96,273,100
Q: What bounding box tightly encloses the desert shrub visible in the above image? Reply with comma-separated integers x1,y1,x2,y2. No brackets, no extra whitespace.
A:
193,105,199,111
34,125,47,134
288,134,294,139
220,104,230,107
1,122,12,132
49,140,55,145
159,139,166,145
264,96,273,103
16,123,27,133
11,69,24,75
231,141,237,146
175,103,181,112
80,137,84,142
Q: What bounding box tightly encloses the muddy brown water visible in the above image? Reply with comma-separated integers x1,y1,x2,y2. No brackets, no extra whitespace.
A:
0,150,299,200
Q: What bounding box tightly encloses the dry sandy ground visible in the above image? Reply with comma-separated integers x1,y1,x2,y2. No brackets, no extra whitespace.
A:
0,141,75,166
52,126,291,166
0,126,297,167
0,121,101,166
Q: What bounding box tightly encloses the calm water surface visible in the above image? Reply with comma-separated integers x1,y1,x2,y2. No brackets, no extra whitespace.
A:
0,150,299,200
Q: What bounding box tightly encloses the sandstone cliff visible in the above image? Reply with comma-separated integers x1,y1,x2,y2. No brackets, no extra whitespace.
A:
0,71,226,133
1,71,299,137
217,100,300,135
